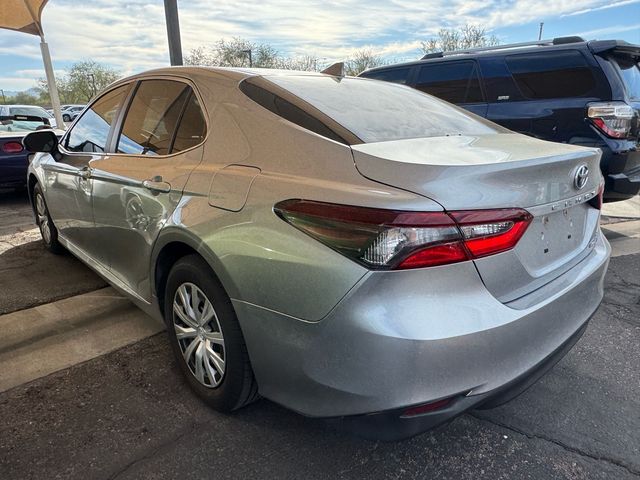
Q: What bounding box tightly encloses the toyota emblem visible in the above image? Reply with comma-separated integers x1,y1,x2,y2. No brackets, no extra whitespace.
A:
573,165,589,190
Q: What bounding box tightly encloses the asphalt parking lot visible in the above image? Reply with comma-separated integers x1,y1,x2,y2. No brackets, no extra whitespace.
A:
0,191,638,479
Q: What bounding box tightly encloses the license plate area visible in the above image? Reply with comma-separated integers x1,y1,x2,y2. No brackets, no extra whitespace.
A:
516,202,593,274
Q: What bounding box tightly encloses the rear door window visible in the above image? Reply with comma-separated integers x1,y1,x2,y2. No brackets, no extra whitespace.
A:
65,85,129,153
172,92,207,152
117,79,193,156
505,50,597,99
415,61,484,103
361,67,413,85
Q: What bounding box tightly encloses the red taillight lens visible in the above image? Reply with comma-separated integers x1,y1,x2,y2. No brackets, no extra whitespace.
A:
1,141,24,154
275,200,532,270
449,209,533,258
588,102,634,139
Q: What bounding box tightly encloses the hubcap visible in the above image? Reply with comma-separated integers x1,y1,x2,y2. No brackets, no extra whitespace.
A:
173,282,225,388
35,193,52,244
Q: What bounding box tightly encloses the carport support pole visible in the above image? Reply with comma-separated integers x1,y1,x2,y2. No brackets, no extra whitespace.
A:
164,0,183,66
40,38,64,129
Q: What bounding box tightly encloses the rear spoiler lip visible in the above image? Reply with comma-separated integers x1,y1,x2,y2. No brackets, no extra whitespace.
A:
588,39,640,57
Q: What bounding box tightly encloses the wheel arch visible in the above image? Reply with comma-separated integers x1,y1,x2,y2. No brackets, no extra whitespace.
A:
151,228,241,318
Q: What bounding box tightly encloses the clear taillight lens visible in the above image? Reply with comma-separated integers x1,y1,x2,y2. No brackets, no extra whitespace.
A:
275,200,532,270
587,102,634,139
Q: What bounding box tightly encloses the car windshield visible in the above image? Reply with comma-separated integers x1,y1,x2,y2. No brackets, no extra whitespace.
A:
614,56,640,100
263,75,503,143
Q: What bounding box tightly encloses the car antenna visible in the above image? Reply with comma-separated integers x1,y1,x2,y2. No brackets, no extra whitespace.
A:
321,62,345,78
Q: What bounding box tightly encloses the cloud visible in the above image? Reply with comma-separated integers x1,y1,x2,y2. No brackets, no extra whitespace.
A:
0,0,636,89
563,0,640,17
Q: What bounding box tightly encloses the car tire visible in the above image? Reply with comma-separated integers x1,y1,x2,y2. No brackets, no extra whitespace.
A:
164,254,259,412
62,114,70,122
33,183,64,255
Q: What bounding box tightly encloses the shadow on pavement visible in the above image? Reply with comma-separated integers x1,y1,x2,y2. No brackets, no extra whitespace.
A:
0,239,107,315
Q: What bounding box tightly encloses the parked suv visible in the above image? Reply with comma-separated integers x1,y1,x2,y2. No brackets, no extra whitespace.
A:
360,37,640,202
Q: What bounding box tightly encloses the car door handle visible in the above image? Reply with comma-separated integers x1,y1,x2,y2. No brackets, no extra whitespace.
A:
142,176,171,193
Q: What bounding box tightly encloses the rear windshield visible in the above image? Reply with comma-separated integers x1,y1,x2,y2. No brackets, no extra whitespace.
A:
613,56,640,100
257,75,502,143
9,106,52,118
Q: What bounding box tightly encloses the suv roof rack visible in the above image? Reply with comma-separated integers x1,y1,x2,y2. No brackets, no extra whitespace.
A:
420,36,586,60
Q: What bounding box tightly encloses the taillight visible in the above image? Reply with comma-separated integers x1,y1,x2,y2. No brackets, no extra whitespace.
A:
587,102,634,139
274,200,532,270
1,141,24,154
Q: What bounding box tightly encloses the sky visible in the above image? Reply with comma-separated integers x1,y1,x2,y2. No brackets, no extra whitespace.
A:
0,0,639,92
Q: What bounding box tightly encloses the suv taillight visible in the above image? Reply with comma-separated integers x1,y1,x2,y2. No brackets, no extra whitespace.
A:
275,200,532,270
587,102,634,139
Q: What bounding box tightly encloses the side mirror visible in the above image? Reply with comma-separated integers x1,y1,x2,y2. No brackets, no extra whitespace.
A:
23,130,59,153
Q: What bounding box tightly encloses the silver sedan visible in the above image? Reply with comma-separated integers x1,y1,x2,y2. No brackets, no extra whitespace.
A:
23,67,610,440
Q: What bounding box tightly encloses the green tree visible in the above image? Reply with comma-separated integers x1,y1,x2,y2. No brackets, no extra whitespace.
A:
420,25,499,54
37,60,121,104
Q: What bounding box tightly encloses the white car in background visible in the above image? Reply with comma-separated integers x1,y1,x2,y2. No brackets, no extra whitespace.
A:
61,104,86,122
0,105,57,129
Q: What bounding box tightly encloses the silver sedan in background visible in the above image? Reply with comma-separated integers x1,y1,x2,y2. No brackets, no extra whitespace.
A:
23,67,610,440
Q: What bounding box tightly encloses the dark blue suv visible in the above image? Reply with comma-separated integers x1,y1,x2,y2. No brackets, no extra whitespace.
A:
360,37,640,202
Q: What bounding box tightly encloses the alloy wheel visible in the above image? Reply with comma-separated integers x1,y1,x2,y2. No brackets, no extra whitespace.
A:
173,282,226,388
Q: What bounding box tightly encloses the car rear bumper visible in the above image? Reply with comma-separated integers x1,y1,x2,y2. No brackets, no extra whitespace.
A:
601,147,640,201
233,230,610,437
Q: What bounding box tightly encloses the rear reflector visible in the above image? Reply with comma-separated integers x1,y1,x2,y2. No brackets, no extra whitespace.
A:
1,141,24,154
401,398,453,417
274,200,532,270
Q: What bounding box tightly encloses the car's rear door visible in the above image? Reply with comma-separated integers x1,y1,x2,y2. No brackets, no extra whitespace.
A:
88,77,207,301
413,60,488,117
45,84,130,255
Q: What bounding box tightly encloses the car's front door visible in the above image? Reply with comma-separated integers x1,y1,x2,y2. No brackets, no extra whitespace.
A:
43,84,130,255
89,78,207,301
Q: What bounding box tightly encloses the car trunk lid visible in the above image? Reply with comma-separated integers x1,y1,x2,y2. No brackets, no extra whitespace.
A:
352,133,603,303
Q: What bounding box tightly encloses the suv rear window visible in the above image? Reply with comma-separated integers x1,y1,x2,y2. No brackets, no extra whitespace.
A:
415,61,484,103
251,75,502,144
505,50,597,99
613,56,640,101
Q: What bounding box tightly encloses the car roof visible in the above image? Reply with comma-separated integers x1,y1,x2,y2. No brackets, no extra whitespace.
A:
363,38,640,73
108,66,343,89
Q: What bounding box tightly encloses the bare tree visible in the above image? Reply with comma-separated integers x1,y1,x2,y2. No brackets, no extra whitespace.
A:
345,48,386,76
185,37,319,71
421,25,499,54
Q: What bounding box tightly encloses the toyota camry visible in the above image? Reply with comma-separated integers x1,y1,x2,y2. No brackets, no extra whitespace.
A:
23,67,610,440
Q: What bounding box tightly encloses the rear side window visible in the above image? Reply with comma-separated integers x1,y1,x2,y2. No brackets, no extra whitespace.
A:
415,61,484,103
172,93,207,152
361,68,412,85
66,85,128,153
240,80,347,144
117,80,191,155
505,51,597,99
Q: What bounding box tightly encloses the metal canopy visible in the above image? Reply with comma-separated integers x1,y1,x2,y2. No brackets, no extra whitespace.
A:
0,0,48,36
